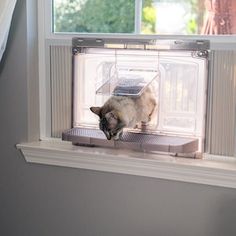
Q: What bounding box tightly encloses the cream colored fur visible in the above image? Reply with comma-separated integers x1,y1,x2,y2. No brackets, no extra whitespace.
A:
102,86,157,128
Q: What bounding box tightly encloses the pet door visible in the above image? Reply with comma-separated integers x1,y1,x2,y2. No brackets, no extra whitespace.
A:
62,38,209,157
95,50,159,97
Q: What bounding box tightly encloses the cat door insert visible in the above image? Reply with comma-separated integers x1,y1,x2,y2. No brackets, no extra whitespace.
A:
62,38,209,157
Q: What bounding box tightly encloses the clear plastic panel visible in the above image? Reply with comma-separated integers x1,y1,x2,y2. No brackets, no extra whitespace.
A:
158,56,206,136
95,50,159,96
73,48,207,138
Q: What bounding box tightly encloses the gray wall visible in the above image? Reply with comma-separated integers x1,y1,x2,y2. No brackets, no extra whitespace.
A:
1,1,236,236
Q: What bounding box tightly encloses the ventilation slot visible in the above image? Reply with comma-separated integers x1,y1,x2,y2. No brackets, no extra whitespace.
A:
50,45,72,138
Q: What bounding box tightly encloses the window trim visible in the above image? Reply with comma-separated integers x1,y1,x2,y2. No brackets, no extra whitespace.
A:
17,140,236,189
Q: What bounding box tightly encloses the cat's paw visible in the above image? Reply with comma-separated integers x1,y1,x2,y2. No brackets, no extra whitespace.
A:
113,136,120,141
113,130,123,140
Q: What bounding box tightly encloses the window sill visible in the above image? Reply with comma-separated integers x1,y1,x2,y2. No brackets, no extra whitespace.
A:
17,140,236,189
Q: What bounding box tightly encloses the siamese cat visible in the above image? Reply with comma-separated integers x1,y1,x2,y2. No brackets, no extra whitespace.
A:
90,87,157,140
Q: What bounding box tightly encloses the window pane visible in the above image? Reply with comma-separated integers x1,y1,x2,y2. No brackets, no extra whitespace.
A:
53,0,236,35
53,0,135,33
142,0,236,35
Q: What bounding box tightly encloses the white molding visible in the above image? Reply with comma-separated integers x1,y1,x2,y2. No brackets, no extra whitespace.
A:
134,0,142,34
38,0,47,139
17,140,236,189
26,0,40,142
44,34,236,50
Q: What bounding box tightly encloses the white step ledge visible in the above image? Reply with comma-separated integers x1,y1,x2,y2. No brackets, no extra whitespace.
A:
17,140,236,189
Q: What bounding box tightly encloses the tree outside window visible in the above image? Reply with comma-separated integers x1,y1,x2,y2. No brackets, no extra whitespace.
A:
53,0,236,35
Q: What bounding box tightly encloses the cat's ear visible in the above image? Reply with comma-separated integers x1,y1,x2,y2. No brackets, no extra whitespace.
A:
90,107,101,117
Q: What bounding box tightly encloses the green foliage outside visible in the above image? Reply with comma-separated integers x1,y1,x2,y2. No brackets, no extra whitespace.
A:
54,0,135,33
54,0,199,34
186,0,198,34
142,0,156,34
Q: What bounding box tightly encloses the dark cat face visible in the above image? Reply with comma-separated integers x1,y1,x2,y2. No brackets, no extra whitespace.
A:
90,107,125,140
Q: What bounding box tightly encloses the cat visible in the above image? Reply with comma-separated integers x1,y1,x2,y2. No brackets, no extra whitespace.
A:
90,86,157,140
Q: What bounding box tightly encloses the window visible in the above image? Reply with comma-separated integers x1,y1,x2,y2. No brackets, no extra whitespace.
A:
16,0,236,189
38,0,236,157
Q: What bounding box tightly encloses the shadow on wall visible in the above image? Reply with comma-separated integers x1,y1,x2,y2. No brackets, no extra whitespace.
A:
0,48,8,75
211,195,236,236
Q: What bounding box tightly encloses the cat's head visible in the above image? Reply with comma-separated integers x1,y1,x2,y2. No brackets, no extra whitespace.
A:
90,106,125,140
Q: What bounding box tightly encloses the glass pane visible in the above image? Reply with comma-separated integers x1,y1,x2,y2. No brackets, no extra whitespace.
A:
53,0,135,33
142,0,236,35
53,0,236,35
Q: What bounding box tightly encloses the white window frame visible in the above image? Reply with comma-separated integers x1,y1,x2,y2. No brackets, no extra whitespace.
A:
17,0,236,189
